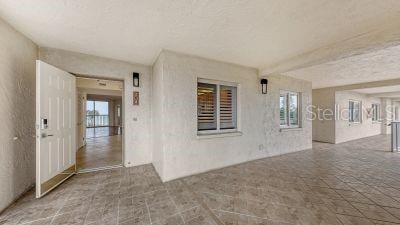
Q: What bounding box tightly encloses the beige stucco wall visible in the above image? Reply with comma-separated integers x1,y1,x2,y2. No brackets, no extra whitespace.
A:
39,47,152,167
312,88,336,143
335,91,382,143
0,18,38,212
152,51,312,181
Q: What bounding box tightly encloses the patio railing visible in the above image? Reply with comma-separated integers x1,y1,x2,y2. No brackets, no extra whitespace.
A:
86,115,109,127
392,121,400,152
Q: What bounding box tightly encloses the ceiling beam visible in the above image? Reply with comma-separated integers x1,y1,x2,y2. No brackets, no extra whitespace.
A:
367,91,400,98
260,20,400,75
314,78,400,92
391,98,400,102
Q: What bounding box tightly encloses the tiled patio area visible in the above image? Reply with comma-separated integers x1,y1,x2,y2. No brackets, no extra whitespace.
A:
1,135,400,225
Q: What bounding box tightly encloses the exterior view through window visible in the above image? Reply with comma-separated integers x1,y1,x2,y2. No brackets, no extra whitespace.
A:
86,100,109,127
349,100,361,123
280,91,300,128
197,80,237,133
372,103,380,122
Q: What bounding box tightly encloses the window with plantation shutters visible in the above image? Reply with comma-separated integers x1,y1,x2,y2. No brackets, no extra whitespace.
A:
372,103,380,122
197,80,237,133
197,83,217,131
220,85,237,129
349,100,361,123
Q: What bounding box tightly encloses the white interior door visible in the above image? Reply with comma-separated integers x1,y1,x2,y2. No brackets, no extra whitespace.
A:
36,60,76,198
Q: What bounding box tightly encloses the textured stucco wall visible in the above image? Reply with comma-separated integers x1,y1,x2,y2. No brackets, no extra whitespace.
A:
39,47,152,167
335,91,382,143
312,89,336,143
0,18,38,212
154,51,312,181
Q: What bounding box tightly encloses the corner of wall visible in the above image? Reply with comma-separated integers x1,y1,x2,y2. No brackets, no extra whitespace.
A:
150,52,166,180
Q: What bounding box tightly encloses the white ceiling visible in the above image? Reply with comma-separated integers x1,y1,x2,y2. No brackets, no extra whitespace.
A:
285,45,400,89
1,0,400,71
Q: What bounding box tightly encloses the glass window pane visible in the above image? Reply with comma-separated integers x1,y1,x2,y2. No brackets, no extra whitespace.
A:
86,100,94,115
280,94,287,126
86,101,95,127
289,93,298,126
86,115,95,127
349,101,354,122
354,102,360,122
220,85,237,129
94,101,109,126
349,101,360,123
198,83,217,131
372,104,379,121
95,101,109,115
372,104,376,121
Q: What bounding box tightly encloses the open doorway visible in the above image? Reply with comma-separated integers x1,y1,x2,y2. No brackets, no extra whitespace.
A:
76,77,123,172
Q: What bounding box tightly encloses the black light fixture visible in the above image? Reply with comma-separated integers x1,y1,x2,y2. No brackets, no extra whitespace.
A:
133,72,140,87
261,79,268,94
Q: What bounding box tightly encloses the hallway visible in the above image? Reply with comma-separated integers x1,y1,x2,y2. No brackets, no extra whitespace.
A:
1,135,400,225
76,134,122,171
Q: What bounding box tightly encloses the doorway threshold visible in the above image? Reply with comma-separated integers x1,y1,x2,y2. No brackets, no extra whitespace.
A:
77,164,123,174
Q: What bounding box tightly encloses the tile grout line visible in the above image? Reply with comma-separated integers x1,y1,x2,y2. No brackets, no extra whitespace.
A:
181,180,224,225
18,215,54,225
165,187,186,225
81,178,104,224
331,177,400,223
333,178,400,222
144,199,153,225
48,187,75,225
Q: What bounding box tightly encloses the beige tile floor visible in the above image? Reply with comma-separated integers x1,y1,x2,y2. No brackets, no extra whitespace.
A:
76,135,122,170
1,134,400,225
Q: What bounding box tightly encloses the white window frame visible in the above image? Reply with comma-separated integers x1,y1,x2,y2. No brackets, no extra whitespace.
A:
349,100,362,124
279,90,300,129
197,78,239,135
372,103,381,122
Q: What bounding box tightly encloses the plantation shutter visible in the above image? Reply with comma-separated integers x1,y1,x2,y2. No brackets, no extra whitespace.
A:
197,83,217,130
220,85,237,129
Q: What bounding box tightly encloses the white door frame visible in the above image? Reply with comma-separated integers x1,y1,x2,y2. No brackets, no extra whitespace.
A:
74,75,125,173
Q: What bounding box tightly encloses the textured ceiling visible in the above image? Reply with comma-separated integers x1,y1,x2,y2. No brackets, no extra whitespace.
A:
1,0,400,70
285,45,400,89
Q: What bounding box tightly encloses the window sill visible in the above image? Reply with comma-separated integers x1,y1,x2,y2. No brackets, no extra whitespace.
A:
349,122,361,126
197,131,242,139
280,127,303,132
372,121,382,124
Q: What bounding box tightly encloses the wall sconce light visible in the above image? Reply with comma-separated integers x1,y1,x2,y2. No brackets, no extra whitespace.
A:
133,72,140,87
261,79,268,94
